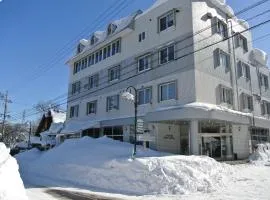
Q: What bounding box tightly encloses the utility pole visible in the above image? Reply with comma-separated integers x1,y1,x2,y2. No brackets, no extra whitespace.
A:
28,121,31,149
0,91,12,142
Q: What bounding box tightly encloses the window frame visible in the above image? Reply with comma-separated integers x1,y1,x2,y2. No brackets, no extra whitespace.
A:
70,105,79,118
86,100,97,115
158,10,176,32
106,95,120,111
71,81,80,95
159,44,175,65
108,65,121,82
138,87,152,105
138,54,151,73
89,74,99,89
158,81,177,102
220,85,233,106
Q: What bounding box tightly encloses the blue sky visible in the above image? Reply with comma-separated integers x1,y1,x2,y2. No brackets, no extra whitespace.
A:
0,0,269,122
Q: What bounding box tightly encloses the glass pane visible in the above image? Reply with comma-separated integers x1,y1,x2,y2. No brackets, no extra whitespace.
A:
167,13,174,27
161,85,168,101
160,17,167,31
145,88,151,104
139,58,145,71
168,82,176,99
160,49,167,64
168,46,175,61
112,43,116,55
138,90,144,105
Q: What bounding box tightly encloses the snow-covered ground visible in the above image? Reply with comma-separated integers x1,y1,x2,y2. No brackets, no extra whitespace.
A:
15,137,270,200
0,143,28,200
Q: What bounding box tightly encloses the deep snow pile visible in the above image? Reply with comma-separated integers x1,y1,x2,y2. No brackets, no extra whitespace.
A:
249,143,270,166
16,137,231,195
0,143,28,200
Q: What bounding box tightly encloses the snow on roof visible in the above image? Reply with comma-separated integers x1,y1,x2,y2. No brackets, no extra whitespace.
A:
135,0,168,19
49,122,64,134
251,48,269,66
50,109,66,123
30,136,43,145
60,119,100,134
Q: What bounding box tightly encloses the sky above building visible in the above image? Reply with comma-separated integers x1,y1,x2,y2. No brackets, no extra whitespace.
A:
0,0,269,122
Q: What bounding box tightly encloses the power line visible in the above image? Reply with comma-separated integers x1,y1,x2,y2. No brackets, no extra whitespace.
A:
10,0,270,120
14,18,270,121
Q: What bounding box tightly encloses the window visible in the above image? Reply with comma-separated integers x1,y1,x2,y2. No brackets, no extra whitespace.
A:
237,61,250,80
241,94,253,111
259,73,269,89
88,56,92,67
71,81,80,95
220,86,233,105
139,32,146,42
261,101,270,115
138,87,152,105
107,95,119,111
107,45,111,58
89,74,99,89
73,62,80,74
214,49,230,70
95,52,99,64
235,34,248,52
70,105,79,118
81,58,88,70
91,35,98,45
159,11,175,32
159,81,176,101
99,50,102,62
108,65,120,82
138,54,151,72
112,43,116,56
86,101,97,115
251,128,269,143
107,24,117,35
213,17,228,38
159,45,175,64
103,48,107,60
104,126,123,141
116,40,120,53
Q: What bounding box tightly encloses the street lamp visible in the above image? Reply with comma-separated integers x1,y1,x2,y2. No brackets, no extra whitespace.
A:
121,86,138,158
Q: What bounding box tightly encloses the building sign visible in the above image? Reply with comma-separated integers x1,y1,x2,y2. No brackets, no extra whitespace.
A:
137,119,144,133
163,134,175,140
138,134,155,142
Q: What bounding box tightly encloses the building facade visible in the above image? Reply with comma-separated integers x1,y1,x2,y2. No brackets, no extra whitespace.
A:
64,0,270,160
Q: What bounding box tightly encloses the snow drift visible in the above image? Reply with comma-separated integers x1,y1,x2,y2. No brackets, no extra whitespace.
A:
249,143,270,166
0,143,28,200
16,137,231,196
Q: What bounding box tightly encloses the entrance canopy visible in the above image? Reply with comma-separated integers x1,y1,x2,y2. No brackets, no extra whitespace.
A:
60,119,100,135
145,102,252,125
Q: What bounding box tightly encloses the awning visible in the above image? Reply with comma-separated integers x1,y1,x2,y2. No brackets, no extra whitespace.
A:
145,103,252,125
60,119,100,135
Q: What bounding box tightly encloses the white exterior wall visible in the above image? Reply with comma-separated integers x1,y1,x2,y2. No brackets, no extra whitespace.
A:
232,124,251,159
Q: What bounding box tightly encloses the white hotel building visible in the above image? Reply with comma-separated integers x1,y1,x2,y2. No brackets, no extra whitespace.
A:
64,0,270,160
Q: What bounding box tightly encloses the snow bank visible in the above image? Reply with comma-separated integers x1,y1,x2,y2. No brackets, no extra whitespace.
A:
249,143,270,166
16,137,231,196
0,143,28,200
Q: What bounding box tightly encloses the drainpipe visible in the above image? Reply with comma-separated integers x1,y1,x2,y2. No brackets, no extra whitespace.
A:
227,18,240,111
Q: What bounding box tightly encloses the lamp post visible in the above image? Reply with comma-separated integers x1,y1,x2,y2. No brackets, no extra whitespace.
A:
121,86,138,158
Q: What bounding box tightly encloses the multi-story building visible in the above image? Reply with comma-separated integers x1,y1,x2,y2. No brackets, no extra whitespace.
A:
63,0,270,160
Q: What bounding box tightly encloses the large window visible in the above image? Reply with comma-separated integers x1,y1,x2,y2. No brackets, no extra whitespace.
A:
86,101,97,115
220,86,233,105
104,126,123,141
73,62,81,74
106,95,119,111
214,49,230,70
71,81,80,95
159,10,175,32
159,45,175,64
138,54,151,72
108,65,120,82
70,105,79,118
89,74,99,89
159,81,176,101
237,61,250,80
138,32,146,42
251,128,269,143
138,87,152,105
241,93,253,111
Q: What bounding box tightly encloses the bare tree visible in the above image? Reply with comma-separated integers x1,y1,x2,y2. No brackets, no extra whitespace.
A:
1,123,27,148
34,100,60,113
